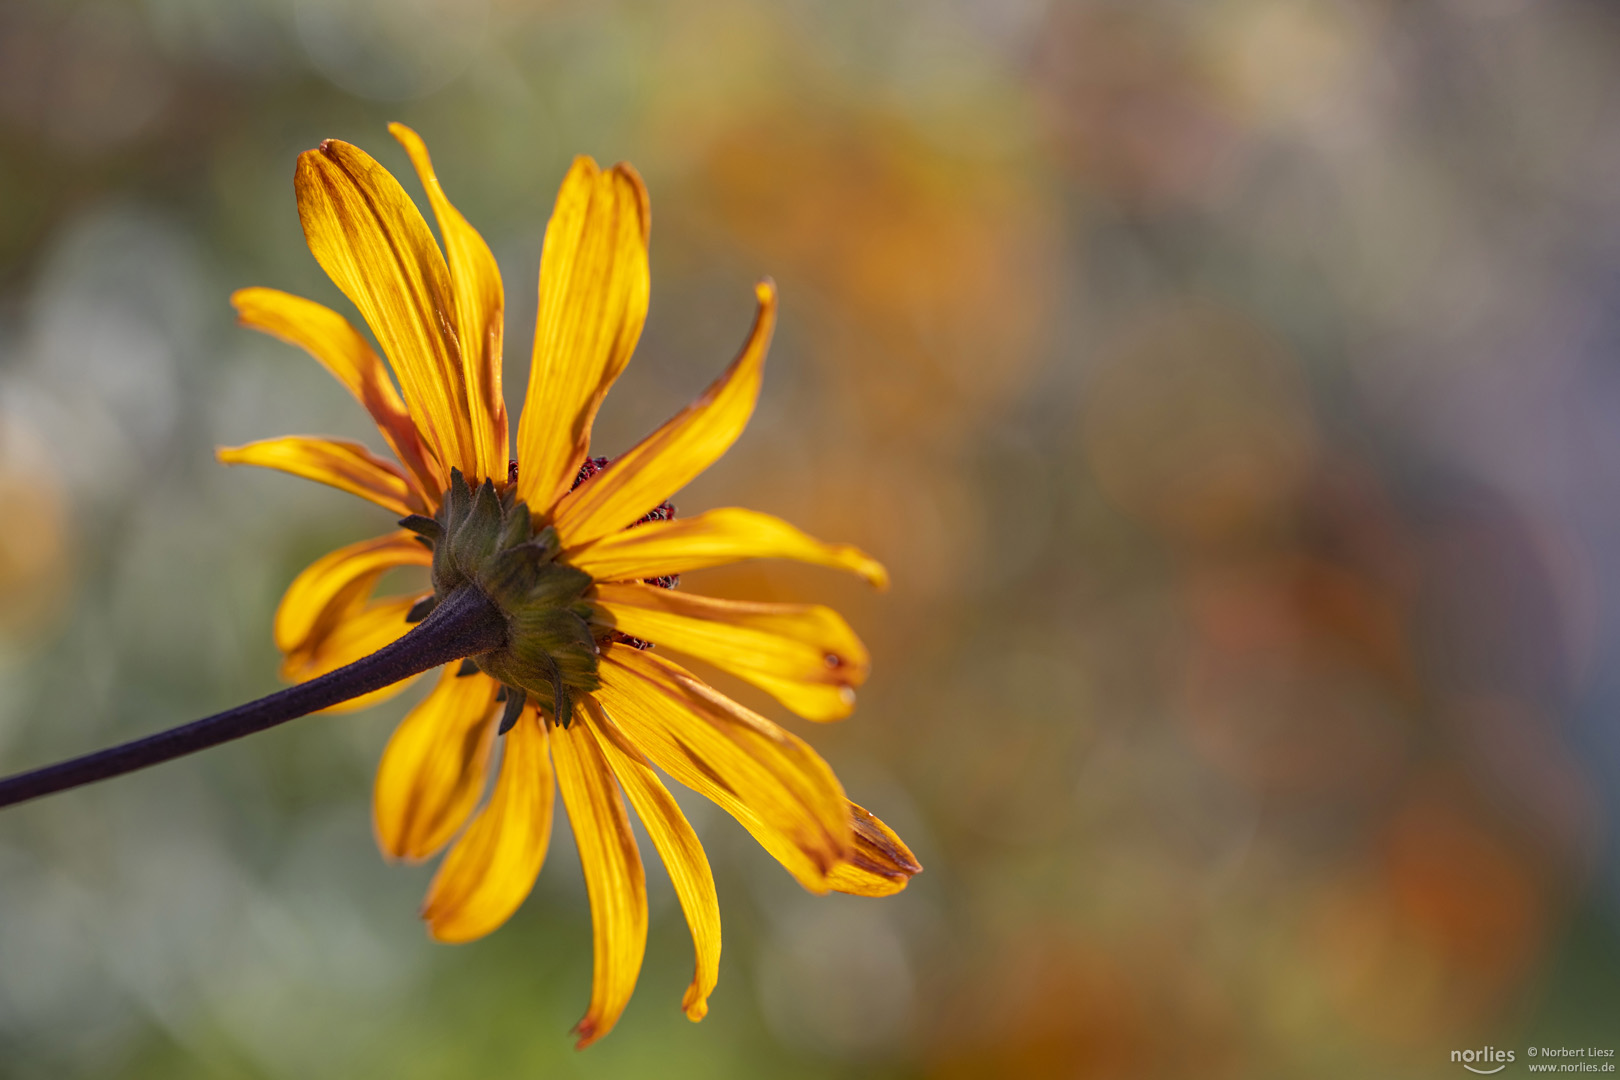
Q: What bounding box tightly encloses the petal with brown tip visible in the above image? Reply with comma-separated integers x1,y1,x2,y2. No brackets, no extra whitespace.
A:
552,710,648,1049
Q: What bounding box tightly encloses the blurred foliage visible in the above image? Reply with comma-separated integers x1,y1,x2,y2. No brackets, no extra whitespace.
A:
2,0,1619,1076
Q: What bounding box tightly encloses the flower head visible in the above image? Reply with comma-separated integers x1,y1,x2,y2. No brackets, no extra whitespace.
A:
219,125,919,1046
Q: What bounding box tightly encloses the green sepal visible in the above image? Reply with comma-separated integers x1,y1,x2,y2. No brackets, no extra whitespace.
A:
445,468,472,528
449,479,504,573
496,499,534,552
498,688,527,734
405,595,437,624
398,514,442,541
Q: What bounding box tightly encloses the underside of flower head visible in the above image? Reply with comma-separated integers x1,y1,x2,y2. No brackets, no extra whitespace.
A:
399,469,598,728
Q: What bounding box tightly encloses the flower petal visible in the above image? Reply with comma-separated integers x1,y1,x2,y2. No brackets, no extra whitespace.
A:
231,287,440,497
374,667,502,861
217,436,424,517
590,582,869,722
274,531,432,659
389,123,509,484
594,646,850,893
516,157,650,515
566,506,889,589
552,282,776,546
280,594,425,713
422,705,555,943
296,138,478,476
582,696,720,1022
552,710,648,1049
828,801,922,898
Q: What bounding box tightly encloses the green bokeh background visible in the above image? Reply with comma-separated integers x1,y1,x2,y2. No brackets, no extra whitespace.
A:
2,1,1619,1076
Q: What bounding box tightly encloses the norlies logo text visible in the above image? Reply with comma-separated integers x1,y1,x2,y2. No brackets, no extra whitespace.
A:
1453,1046,1516,1074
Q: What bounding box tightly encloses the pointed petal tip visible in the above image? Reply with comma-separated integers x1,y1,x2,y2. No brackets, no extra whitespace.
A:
864,559,891,591
609,161,650,238
374,841,410,865
299,140,343,169
568,154,603,179
388,122,428,163
682,991,709,1023
376,836,439,867
571,1017,603,1050
827,802,921,896
421,904,481,945
373,824,403,862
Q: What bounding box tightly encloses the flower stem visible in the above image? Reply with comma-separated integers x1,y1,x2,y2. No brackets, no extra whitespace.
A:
0,585,505,809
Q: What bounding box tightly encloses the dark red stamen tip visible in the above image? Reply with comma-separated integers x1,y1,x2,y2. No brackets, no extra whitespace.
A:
567,457,679,594
632,501,676,527
571,456,611,491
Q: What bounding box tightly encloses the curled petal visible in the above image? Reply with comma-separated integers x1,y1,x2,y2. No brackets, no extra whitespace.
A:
296,138,477,476
566,506,889,590
590,582,869,722
374,667,502,861
275,531,431,658
389,124,508,484
583,697,720,1022
553,282,775,546
217,436,424,517
517,157,650,515
280,594,425,713
828,802,922,898
595,646,850,893
552,711,648,1048
423,706,554,943
231,287,440,497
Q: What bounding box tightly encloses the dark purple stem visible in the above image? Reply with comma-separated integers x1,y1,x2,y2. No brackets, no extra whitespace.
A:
0,585,505,809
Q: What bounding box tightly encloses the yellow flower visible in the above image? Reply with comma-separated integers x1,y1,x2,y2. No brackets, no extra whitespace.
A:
218,125,919,1046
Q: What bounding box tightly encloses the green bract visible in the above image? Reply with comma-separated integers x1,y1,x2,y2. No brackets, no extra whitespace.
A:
401,468,597,727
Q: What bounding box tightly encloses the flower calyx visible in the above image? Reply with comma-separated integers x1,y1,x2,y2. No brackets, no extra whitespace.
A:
400,468,597,727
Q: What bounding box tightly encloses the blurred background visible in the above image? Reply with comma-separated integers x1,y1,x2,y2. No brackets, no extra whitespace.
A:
1,0,1618,1076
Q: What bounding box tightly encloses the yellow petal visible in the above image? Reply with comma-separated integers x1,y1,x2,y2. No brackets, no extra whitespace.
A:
515,157,650,515
388,123,509,484
828,801,922,898
280,594,425,713
231,287,441,498
274,531,431,658
374,667,502,861
582,696,720,1022
423,706,555,943
552,282,776,547
594,646,850,893
720,672,858,727
590,582,869,722
566,506,889,590
552,710,648,1049
217,436,424,517
296,139,478,477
